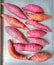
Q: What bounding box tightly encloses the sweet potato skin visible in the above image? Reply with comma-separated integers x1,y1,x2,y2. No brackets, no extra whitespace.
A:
29,52,52,62
26,20,52,32
23,4,44,13
5,26,28,43
2,3,27,19
28,37,48,46
27,29,47,37
14,43,42,52
8,40,27,60
1,14,29,31
27,13,51,21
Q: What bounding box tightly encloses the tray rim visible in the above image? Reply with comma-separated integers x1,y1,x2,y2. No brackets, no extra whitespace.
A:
0,0,4,65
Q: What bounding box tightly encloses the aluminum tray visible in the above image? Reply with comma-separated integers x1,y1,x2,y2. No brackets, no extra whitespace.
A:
1,0,54,65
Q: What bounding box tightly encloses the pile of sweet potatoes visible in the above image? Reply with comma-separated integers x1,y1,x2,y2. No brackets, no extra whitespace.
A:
1,3,52,62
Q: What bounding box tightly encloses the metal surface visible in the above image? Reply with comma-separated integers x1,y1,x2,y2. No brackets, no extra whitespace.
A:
1,0,54,65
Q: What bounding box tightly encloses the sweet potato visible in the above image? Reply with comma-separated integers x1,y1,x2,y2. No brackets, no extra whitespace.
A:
2,3,27,19
27,29,47,37
1,14,29,31
23,4,44,13
8,40,27,60
5,26,28,43
26,20,52,32
29,52,52,62
14,43,42,52
28,37,48,46
27,13,51,21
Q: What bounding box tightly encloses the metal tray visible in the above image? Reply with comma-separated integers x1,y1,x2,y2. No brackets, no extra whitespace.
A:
1,0,54,65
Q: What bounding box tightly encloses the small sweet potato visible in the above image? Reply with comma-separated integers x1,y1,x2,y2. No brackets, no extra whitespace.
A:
1,14,29,31
14,43,42,52
27,13,51,21
2,3,27,19
28,37,48,46
27,29,47,37
8,40,27,60
26,20,52,32
23,4,44,13
29,52,52,62
5,26,28,43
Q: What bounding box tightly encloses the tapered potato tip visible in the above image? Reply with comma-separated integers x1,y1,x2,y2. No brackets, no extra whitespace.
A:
2,3,9,6
8,39,12,46
1,2,4,4
1,14,8,19
1,3,6,6
1,14,8,20
24,27,30,31
44,14,51,20
1,14,5,17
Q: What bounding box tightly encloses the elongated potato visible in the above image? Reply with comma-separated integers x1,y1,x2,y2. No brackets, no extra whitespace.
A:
23,4,44,13
5,26,28,43
26,20,52,32
8,40,27,60
29,52,52,62
28,37,48,46
14,43,42,52
1,14,29,31
2,3,27,19
27,29,47,37
27,13,51,21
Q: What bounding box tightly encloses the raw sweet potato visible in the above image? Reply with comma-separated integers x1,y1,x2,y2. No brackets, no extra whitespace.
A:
26,20,52,32
27,13,51,21
14,43,42,52
23,4,44,13
8,40,27,60
5,26,28,43
28,37,48,46
2,3,27,19
27,29,47,37
1,14,29,31
29,52,52,62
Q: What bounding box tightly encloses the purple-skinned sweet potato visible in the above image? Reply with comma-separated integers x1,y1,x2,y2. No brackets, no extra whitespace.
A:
14,43,42,52
28,37,48,46
5,26,28,43
8,40,27,60
23,4,44,13
27,29,47,37
26,20,52,32
2,3,27,19
1,14,29,31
